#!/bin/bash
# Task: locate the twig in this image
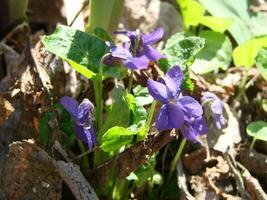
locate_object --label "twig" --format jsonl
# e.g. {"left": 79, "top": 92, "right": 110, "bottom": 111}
{"left": 176, "top": 159, "right": 195, "bottom": 200}
{"left": 237, "top": 162, "right": 267, "bottom": 200}
{"left": 55, "top": 161, "right": 99, "bottom": 200}
{"left": 91, "top": 130, "right": 177, "bottom": 186}
{"left": 72, "top": 146, "right": 98, "bottom": 161}
{"left": 225, "top": 153, "right": 251, "bottom": 199}
{"left": 69, "top": 1, "right": 88, "bottom": 27}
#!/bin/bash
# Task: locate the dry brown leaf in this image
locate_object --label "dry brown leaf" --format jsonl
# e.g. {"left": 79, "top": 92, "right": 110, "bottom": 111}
{"left": 0, "top": 139, "right": 62, "bottom": 200}
{"left": 0, "top": 95, "right": 14, "bottom": 124}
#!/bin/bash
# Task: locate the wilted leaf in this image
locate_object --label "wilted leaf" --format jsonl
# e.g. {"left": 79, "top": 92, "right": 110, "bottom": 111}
{"left": 206, "top": 103, "right": 241, "bottom": 153}
{"left": 191, "top": 31, "right": 232, "bottom": 74}
{"left": 255, "top": 47, "right": 267, "bottom": 81}
{"left": 1, "top": 140, "right": 62, "bottom": 199}
{"left": 100, "top": 126, "right": 134, "bottom": 152}
{"left": 0, "top": 96, "right": 14, "bottom": 124}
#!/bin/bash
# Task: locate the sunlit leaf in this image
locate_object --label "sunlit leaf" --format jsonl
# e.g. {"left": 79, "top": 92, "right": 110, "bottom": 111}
{"left": 133, "top": 85, "right": 154, "bottom": 106}
{"left": 247, "top": 121, "right": 267, "bottom": 142}
{"left": 177, "top": 0, "right": 231, "bottom": 33}
{"left": 100, "top": 126, "right": 134, "bottom": 152}
{"left": 255, "top": 47, "right": 267, "bottom": 81}
{"left": 177, "top": 0, "right": 205, "bottom": 27}
{"left": 191, "top": 31, "right": 232, "bottom": 74}
{"left": 199, "top": 0, "right": 267, "bottom": 44}
{"left": 42, "top": 25, "right": 108, "bottom": 79}
{"left": 125, "top": 93, "right": 147, "bottom": 124}
{"left": 199, "top": 16, "right": 232, "bottom": 33}
{"left": 101, "top": 86, "right": 130, "bottom": 133}
{"left": 162, "top": 32, "right": 205, "bottom": 68}
{"left": 233, "top": 37, "right": 267, "bottom": 68}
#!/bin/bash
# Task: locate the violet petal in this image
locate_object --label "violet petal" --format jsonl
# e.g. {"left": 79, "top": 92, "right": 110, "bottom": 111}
{"left": 143, "top": 45, "right": 164, "bottom": 61}
{"left": 142, "top": 27, "right": 164, "bottom": 45}
{"left": 177, "top": 96, "right": 203, "bottom": 117}
{"left": 77, "top": 99, "right": 93, "bottom": 125}
{"left": 73, "top": 125, "right": 95, "bottom": 149}
{"left": 124, "top": 55, "right": 150, "bottom": 70}
{"left": 165, "top": 66, "right": 183, "bottom": 98}
{"left": 156, "top": 103, "right": 184, "bottom": 131}
{"left": 147, "top": 78, "right": 169, "bottom": 103}
{"left": 193, "top": 117, "right": 209, "bottom": 135}
{"left": 211, "top": 99, "right": 224, "bottom": 115}
{"left": 60, "top": 96, "right": 79, "bottom": 120}
{"left": 110, "top": 46, "right": 132, "bottom": 60}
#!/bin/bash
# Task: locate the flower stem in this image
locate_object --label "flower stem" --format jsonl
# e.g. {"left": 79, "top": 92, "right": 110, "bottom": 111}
{"left": 77, "top": 140, "right": 90, "bottom": 170}
{"left": 127, "top": 70, "right": 134, "bottom": 92}
{"left": 98, "top": 65, "right": 103, "bottom": 132}
{"left": 146, "top": 100, "right": 157, "bottom": 127}
{"left": 167, "top": 137, "right": 187, "bottom": 183}
{"left": 237, "top": 70, "right": 249, "bottom": 104}
{"left": 93, "top": 65, "right": 103, "bottom": 134}
{"left": 87, "top": 0, "right": 124, "bottom": 34}
{"left": 249, "top": 137, "right": 256, "bottom": 150}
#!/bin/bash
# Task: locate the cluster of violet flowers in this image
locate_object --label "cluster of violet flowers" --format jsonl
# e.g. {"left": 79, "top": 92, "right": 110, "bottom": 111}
{"left": 59, "top": 28, "right": 226, "bottom": 149}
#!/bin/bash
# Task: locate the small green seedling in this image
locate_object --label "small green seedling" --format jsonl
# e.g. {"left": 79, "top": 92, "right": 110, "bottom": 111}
{"left": 247, "top": 121, "right": 267, "bottom": 150}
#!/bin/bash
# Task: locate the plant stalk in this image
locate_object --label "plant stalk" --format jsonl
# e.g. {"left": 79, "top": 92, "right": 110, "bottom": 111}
{"left": 87, "top": 0, "right": 124, "bottom": 34}
{"left": 146, "top": 101, "right": 157, "bottom": 127}
{"left": 249, "top": 137, "right": 256, "bottom": 150}
{"left": 167, "top": 137, "right": 187, "bottom": 183}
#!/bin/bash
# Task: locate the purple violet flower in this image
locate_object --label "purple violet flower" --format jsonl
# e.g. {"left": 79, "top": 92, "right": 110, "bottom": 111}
{"left": 147, "top": 66, "right": 203, "bottom": 134}
{"left": 105, "top": 28, "right": 164, "bottom": 70}
{"left": 181, "top": 116, "right": 208, "bottom": 142}
{"left": 201, "top": 92, "right": 226, "bottom": 130}
{"left": 60, "top": 96, "right": 96, "bottom": 149}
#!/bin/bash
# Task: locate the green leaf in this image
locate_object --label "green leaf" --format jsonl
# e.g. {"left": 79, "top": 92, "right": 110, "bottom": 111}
{"left": 191, "top": 31, "right": 232, "bottom": 74}
{"left": 126, "top": 172, "right": 139, "bottom": 181}
{"left": 128, "top": 120, "right": 148, "bottom": 141}
{"left": 158, "top": 58, "right": 170, "bottom": 73}
{"left": 103, "top": 65, "right": 127, "bottom": 80}
{"left": 100, "top": 126, "right": 135, "bottom": 152}
{"left": 101, "top": 86, "right": 130, "bottom": 133}
{"left": 162, "top": 32, "right": 205, "bottom": 68}
{"left": 93, "top": 27, "right": 113, "bottom": 42}
{"left": 182, "top": 72, "right": 194, "bottom": 90}
{"left": 177, "top": 0, "right": 231, "bottom": 33}
{"left": 132, "top": 154, "right": 158, "bottom": 187}
{"left": 247, "top": 121, "right": 267, "bottom": 142}
{"left": 39, "top": 112, "right": 53, "bottom": 147}
{"left": 55, "top": 104, "right": 76, "bottom": 147}
{"left": 125, "top": 93, "right": 147, "bottom": 124}
{"left": 42, "top": 25, "right": 108, "bottom": 79}
{"left": 199, "top": 0, "right": 267, "bottom": 44}
{"left": 177, "top": 0, "right": 205, "bottom": 27}
{"left": 133, "top": 85, "right": 154, "bottom": 106}
{"left": 198, "top": 16, "right": 232, "bottom": 33}
{"left": 255, "top": 47, "right": 267, "bottom": 81}
{"left": 233, "top": 37, "right": 267, "bottom": 68}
